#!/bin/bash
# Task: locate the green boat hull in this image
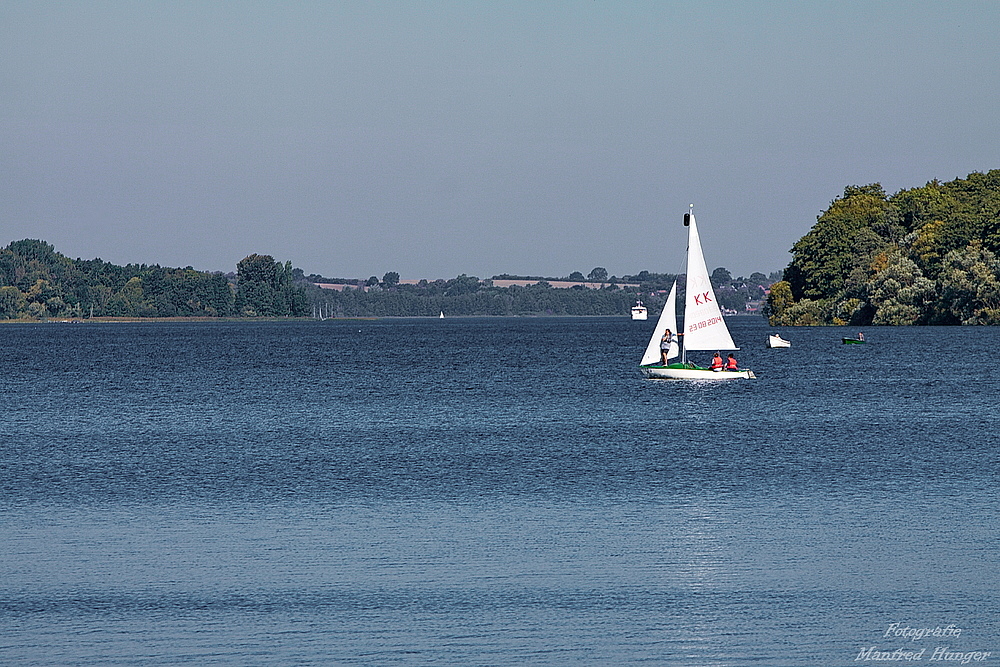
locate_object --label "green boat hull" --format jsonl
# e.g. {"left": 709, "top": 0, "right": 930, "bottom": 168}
{"left": 640, "top": 362, "right": 754, "bottom": 380}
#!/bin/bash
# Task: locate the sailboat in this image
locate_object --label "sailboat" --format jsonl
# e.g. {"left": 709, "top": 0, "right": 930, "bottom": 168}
{"left": 640, "top": 207, "right": 754, "bottom": 380}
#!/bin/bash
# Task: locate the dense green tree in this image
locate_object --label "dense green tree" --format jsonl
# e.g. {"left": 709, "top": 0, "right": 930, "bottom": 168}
{"left": 764, "top": 281, "right": 794, "bottom": 325}
{"left": 587, "top": 267, "right": 608, "bottom": 282}
{"left": 785, "top": 184, "right": 898, "bottom": 301}
{"left": 937, "top": 243, "right": 1000, "bottom": 324}
{"left": 865, "top": 251, "right": 936, "bottom": 325}
{"left": 777, "top": 299, "right": 825, "bottom": 325}
{"left": 777, "top": 170, "right": 1000, "bottom": 325}
{"left": 25, "top": 278, "right": 59, "bottom": 306}
{"left": 235, "top": 254, "right": 307, "bottom": 317}
{"left": 710, "top": 267, "right": 733, "bottom": 288}
{"left": 445, "top": 274, "right": 480, "bottom": 297}
{"left": 237, "top": 254, "right": 279, "bottom": 286}
{"left": 0, "top": 286, "right": 26, "bottom": 318}
{"left": 241, "top": 281, "right": 276, "bottom": 316}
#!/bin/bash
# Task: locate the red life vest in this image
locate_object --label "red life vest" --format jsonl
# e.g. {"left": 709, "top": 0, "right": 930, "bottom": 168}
{"left": 726, "top": 357, "right": 738, "bottom": 370}
{"left": 710, "top": 355, "right": 723, "bottom": 369}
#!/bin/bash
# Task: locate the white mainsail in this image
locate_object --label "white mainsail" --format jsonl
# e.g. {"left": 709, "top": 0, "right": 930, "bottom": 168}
{"left": 640, "top": 281, "right": 679, "bottom": 366}
{"left": 681, "top": 213, "right": 738, "bottom": 352}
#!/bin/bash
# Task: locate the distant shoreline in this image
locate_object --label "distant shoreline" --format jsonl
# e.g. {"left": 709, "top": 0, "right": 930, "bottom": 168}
{"left": 1, "top": 313, "right": 764, "bottom": 324}
{"left": 0, "top": 316, "right": 373, "bottom": 324}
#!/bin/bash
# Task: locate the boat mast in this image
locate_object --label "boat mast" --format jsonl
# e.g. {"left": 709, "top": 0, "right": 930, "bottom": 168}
{"left": 680, "top": 204, "right": 693, "bottom": 365}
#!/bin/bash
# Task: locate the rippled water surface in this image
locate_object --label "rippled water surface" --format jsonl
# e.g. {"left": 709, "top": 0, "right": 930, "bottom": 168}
{"left": 1, "top": 318, "right": 997, "bottom": 665}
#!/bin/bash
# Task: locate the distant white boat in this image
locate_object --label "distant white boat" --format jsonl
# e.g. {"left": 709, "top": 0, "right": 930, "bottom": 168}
{"left": 639, "top": 207, "right": 754, "bottom": 380}
{"left": 439, "top": 311, "right": 444, "bottom": 319}
{"left": 767, "top": 334, "right": 791, "bottom": 348}
{"left": 630, "top": 299, "right": 648, "bottom": 320}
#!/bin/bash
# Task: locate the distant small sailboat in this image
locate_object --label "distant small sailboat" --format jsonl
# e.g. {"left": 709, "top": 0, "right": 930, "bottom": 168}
{"left": 439, "top": 311, "right": 445, "bottom": 319}
{"left": 630, "top": 299, "right": 648, "bottom": 320}
{"left": 767, "top": 334, "right": 791, "bottom": 348}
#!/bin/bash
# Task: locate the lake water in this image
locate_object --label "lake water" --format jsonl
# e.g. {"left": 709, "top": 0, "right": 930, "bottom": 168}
{"left": 1, "top": 317, "right": 997, "bottom": 665}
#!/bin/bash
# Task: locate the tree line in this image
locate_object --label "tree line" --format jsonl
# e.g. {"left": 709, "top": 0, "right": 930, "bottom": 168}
{"left": 0, "top": 238, "right": 777, "bottom": 321}
{"left": 766, "top": 169, "right": 1000, "bottom": 325}
{"left": 0, "top": 240, "right": 309, "bottom": 319}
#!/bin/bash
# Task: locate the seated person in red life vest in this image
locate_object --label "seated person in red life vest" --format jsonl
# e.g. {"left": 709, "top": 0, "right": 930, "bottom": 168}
{"left": 710, "top": 353, "right": 724, "bottom": 371}
{"left": 726, "top": 353, "right": 739, "bottom": 371}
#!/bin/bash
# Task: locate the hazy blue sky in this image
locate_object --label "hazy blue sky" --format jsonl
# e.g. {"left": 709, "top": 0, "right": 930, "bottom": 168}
{"left": 3, "top": 1, "right": 999, "bottom": 280}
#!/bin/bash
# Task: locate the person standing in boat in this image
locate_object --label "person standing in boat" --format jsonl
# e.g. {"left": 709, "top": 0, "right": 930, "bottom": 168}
{"left": 659, "top": 329, "right": 676, "bottom": 365}
{"left": 726, "top": 353, "right": 739, "bottom": 371}
{"left": 710, "top": 352, "right": 724, "bottom": 371}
